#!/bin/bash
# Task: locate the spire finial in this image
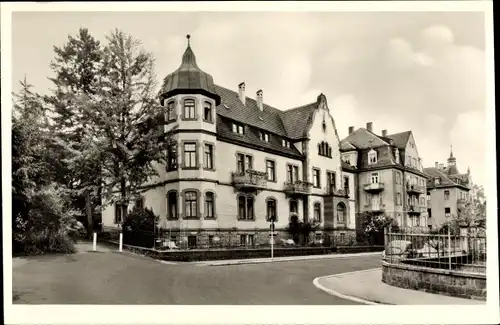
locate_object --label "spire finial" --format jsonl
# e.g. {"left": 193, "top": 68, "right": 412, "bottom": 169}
{"left": 186, "top": 34, "right": 191, "bottom": 46}
{"left": 450, "top": 144, "right": 454, "bottom": 158}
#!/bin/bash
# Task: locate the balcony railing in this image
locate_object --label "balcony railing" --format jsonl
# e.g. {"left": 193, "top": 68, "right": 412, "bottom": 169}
{"left": 328, "top": 185, "right": 349, "bottom": 197}
{"left": 363, "top": 182, "right": 385, "bottom": 192}
{"left": 284, "top": 180, "right": 312, "bottom": 196}
{"left": 231, "top": 170, "right": 267, "bottom": 190}
{"left": 406, "top": 183, "right": 425, "bottom": 194}
{"left": 408, "top": 205, "right": 421, "bottom": 215}
{"left": 366, "top": 203, "right": 385, "bottom": 213}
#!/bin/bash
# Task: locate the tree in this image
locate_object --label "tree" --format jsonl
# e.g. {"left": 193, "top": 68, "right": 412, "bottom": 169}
{"left": 12, "top": 78, "right": 78, "bottom": 254}
{"left": 362, "top": 212, "right": 399, "bottom": 245}
{"left": 286, "top": 214, "right": 319, "bottom": 245}
{"left": 45, "top": 28, "right": 104, "bottom": 236}
{"left": 74, "top": 29, "right": 169, "bottom": 220}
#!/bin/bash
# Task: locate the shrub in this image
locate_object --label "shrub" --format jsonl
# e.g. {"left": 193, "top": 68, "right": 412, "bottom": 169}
{"left": 122, "top": 206, "right": 159, "bottom": 248}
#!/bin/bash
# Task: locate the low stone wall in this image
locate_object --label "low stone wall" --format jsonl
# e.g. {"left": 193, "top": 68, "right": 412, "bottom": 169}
{"left": 382, "top": 261, "right": 486, "bottom": 301}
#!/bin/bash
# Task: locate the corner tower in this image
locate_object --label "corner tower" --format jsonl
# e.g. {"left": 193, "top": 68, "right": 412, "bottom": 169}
{"left": 159, "top": 35, "right": 220, "bottom": 243}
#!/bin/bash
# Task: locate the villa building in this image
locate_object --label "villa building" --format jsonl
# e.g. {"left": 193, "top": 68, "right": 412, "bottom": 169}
{"left": 424, "top": 149, "right": 472, "bottom": 228}
{"left": 339, "top": 125, "right": 429, "bottom": 235}
{"left": 102, "top": 36, "right": 357, "bottom": 247}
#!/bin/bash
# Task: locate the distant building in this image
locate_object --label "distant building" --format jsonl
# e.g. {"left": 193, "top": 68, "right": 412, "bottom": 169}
{"left": 340, "top": 124, "right": 428, "bottom": 235}
{"left": 424, "top": 148, "right": 472, "bottom": 228}
{"left": 101, "top": 35, "right": 356, "bottom": 247}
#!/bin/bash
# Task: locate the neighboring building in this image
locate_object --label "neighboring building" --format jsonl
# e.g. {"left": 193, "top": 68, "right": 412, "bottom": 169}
{"left": 340, "top": 124, "right": 428, "bottom": 235}
{"left": 424, "top": 148, "right": 472, "bottom": 228}
{"left": 101, "top": 35, "right": 356, "bottom": 246}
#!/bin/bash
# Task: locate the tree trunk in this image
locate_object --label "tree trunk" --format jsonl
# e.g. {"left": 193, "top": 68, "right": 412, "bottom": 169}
{"left": 85, "top": 190, "right": 93, "bottom": 239}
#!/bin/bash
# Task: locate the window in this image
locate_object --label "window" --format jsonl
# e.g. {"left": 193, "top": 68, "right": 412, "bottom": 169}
{"left": 208, "top": 235, "right": 214, "bottom": 246}
{"left": 313, "top": 168, "right": 321, "bottom": 188}
{"left": 232, "top": 122, "right": 244, "bottom": 134}
{"left": 240, "top": 235, "right": 247, "bottom": 246}
{"left": 366, "top": 192, "right": 371, "bottom": 203}
{"left": 248, "top": 234, "right": 255, "bottom": 246}
{"left": 318, "top": 141, "right": 332, "bottom": 158}
{"left": 344, "top": 176, "right": 350, "bottom": 194}
{"left": 427, "top": 208, "right": 432, "bottom": 218}
{"left": 396, "top": 172, "right": 402, "bottom": 185}
{"left": 413, "top": 158, "right": 417, "bottom": 167}
{"left": 184, "top": 191, "right": 198, "bottom": 218}
{"left": 183, "top": 142, "right": 197, "bottom": 168}
{"left": 259, "top": 131, "right": 270, "bottom": 142}
{"left": 293, "top": 166, "right": 299, "bottom": 182}
{"left": 444, "top": 190, "right": 450, "bottom": 200}
{"left": 327, "top": 172, "right": 336, "bottom": 193}
{"left": 445, "top": 207, "right": 451, "bottom": 218}
{"left": 203, "top": 101, "right": 212, "bottom": 122}
{"left": 114, "top": 203, "right": 127, "bottom": 224}
{"left": 416, "top": 216, "right": 420, "bottom": 226}
{"left": 238, "top": 195, "right": 254, "bottom": 220}
{"left": 420, "top": 197, "right": 425, "bottom": 207}
{"left": 396, "top": 193, "right": 402, "bottom": 205}
{"left": 368, "top": 149, "right": 377, "bottom": 164}
{"left": 135, "top": 196, "right": 144, "bottom": 209}
{"left": 237, "top": 153, "right": 252, "bottom": 173}
{"left": 187, "top": 235, "right": 197, "bottom": 248}
{"left": 205, "top": 192, "right": 215, "bottom": 218}
{"left": 184, "top": 193, "right": 199, "bottom": 218}
{"left": 282, "top": 139, "right": 291, "bottom": 148}
{"left": 167, "top": 143, "right": 177, "bottom": 171}
{"left": 183, "top": 99, "right": 196, "bottom": 119}
{"left": 266, "top": 198, "right": 277, "bottom": 221}
{"left": 289, "top": 200, "right": 298, "bottom": 214}
{"left": 434, "top": 177, "right": 440, "bottom": 185}
{"left": 168, "top": 191, "right": 178, "bottom": 219}
{"left": 287, "top": 165, "right": 293, "bottom": 182}
{"left": 204, "top": 143, "right": 214, "bottom": 169}
{"left": 167, "top": 101, "right": 175, "bottom": 121}
{"left": 337, "top": 203, "right": 346, "bottom": 222}
{"left": 266, "top": 160, "right": 276, "bottom": 181}
{"left": 371, "top": 172, "right": 379, "bottom": 184}
{"left": 314, "top": 202, "right": 321, "bottom": 222}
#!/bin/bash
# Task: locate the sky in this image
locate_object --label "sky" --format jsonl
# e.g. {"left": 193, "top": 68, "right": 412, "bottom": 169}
{"left": 11, "top": 10, "right": 488, "bottom": 187}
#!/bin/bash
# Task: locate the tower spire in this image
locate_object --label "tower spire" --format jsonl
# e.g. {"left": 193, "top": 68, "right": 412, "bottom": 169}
{"left": 449, "top": 145, "right": 454, "bottom": 159}
{"left": 186, "top": 34, "right": 191, "bottom": 47}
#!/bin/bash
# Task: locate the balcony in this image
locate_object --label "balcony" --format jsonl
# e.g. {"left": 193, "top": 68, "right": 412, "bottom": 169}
{"left": 408, "top": 205, "right": 421, "bottom": 215}
{"left": 284, "top": 180, "right": 312, "bottom": 196}
{"left": 365, "top": 203, "right": 385, "bottom": 213}
{"left": 328, "top": 185, "right": 349, "bottom": 197}
{"left": 406, "top": 183, "right": 425, "bottom": 195}
{"left": 231, "top": 170, "right": 267, "bottom": 190}
{"left": 363, "top": 182, "right": 385, "bottom": 192}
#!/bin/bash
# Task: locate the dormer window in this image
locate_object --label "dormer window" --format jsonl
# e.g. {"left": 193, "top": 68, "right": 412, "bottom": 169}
{"left": 282, "top": 139, "right": 291, "bottom": 148}
{"left": 259, "top": 131, "right": 270, "bottom": 142}
{"left": 434, "top": 177, "right": 440, "bottom": 185}
{"left": 394, "top": 148, "right": 400, "bottom": 164}
{"left": 368, "top": 149, "right": 377, "bottom": 164}
{"left": 232, "top": 122, "right": 244, "bottom": 135}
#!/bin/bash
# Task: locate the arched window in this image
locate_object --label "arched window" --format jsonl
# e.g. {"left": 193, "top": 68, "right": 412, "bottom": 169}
{"left": 184, "top": 191, "right": 198, "bottom": 218}
{"left": 205, "top": 192, "right": 215, "bottom": 218}
{"left": 167, "top": 191, "right": 178, "bottom": 219}
{"left": 266, "top": 198, "right": 277, "bottom": 221}
{"left": 183, "top": 98, "right": 196, "bottom": 120}
{"left": 203, "top": 101, "right": 212, "bottom": 122}
{"left": 313, "top": 202, "right": 321, "bottom": 223}
{"left": 337, "top": 202, "right": 346, "bottom": 222}
{"left": 289, "top": 199, "right": 298, "bottom": 214}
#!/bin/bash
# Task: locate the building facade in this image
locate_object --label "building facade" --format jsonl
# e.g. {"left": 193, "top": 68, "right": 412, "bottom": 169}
{"left": 424, "top": 149, "right": 472, "bottom": 228}
{"left": 101, "top": 36, "right": 356, "bottom": 247}
{"left": 340, "top": 123, "right": 429, "bottom": 235}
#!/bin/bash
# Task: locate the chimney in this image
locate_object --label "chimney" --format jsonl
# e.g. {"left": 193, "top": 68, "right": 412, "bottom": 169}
{"left": 382, "top": 129, "right": 387, "bottom": 137}
{"left": 439, "top": 163, "right": 444, "bottom": 170}
{"left": 238, "top": 82, "right": 245, "bottom": 103}
{"left": 366, "top": 122, "right": 373, "bottom": 132}
{"left": 348, "top": 126, "right": 354, "bottom": 135}
{"left": 256, "top": 89, "right": 263, "bottom": 111}
{"left": 435, "top": 162, "right": 439, "bottom": 169}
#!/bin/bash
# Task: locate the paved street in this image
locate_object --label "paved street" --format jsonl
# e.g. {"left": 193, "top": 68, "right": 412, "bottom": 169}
{"left": 13, "top": 244, "right": 382, "bottom": 305}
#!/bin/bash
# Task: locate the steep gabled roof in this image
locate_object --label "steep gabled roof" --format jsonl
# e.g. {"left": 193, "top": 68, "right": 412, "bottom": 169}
{"left": 341, "top": 128, "right": 390, "bottom": 149}
{"left": 385, "top": 131, "right": 411, "bottom": 149}
{"left": 340, "top": 140, "right": 357, "bottom": 151}
{"left": 215, "top": 85, "right": 288, "bottom": 137}
{"left": 424, "top": 167, "right": 461, "bottom": 188}
{"left": 280, "top": 102, "right": 317, "bottom": 139}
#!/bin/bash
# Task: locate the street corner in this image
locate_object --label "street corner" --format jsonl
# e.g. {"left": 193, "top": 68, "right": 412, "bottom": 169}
{"left": 313, "top": 268, "right": 383, "bottom": 305}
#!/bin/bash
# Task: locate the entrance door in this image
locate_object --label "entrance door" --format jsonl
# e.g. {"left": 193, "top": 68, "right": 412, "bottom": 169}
{"left": 371, "top": 194, "right": 380, "bottom": 210}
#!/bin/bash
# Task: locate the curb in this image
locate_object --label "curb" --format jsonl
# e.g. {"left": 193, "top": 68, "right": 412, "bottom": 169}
{"left": 313, "top": 268, "right": 384, "bottom": 305}
{"left": 196, "top": 252, "right": 382, "bottom": 266}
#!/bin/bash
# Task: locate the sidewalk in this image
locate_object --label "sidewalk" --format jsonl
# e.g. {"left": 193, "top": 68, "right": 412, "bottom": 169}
{"left": 193, "top": 251, "right": 381, "bottom": 266}
{"left": 314, "top": 268, "right": 485, "bottom": 305}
